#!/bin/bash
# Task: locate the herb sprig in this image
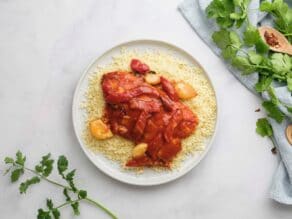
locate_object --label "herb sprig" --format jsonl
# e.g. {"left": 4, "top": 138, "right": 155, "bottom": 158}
{"left": 206, "top": 0, "right": 251, "bottom": 28}
{"left": 260, "top": 0, "right": 292, "bottom": 41}
{"left": 3, "top": 151, "right": 118, "bottom": 219}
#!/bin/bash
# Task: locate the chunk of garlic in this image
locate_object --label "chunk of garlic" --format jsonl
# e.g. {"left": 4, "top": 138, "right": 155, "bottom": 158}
{"left": 145, "top": 74, "right": 161, "bottom": 85}
{"left": 132, "top": 143, "right": 148, "bottom": 158}
{"left": 90, "top": 119, "right": 113, "bottom": 140}
{"left": 175, "top": 81, "right": 197, "bottom": 100}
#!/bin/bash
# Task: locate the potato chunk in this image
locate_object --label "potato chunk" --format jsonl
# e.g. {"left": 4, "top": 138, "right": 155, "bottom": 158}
{"left": 90, "top": 119, "right": 113, "bottom": 140}
{"left": 174, "top": 81, "right": 197, "bottom": 100}
{"left": 132, "top": 143, "right": 148, "bottom": 159}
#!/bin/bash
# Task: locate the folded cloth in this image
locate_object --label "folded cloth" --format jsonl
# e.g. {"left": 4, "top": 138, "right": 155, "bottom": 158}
{"left": 178, "top": 0, "right": 292, "bottom": 204}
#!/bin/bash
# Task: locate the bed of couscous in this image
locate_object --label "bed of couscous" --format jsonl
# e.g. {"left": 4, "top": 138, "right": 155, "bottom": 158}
{"left": 81, "top": 48, "right": 217, "bottom": 170}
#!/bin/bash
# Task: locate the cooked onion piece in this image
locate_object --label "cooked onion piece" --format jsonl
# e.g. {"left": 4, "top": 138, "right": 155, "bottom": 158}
{"left": 132, "top": 143, "right": 148, "bottom": 159}
{"left": 90, "top": 119, "right": 113, "bottom": 140}
{"left": 175, "top": 81, "right": 197, "bottom": 99}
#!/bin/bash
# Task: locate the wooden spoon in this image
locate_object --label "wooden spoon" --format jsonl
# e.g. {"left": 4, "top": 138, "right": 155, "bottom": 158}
{"left": 258, "top": 26, "right": 292, "bottom": 55}
{"left": 286, "top": 124, "right": 292, "bottom": 145}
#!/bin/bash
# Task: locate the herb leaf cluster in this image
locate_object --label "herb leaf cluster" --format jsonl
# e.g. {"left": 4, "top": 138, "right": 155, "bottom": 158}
{"left": 206, "top": 0, "right": 251, "bottom": 28}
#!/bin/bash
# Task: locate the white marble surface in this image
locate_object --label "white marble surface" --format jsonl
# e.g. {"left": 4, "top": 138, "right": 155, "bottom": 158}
{"left": 1, "top": 0, "right": 292, "bottom": 218}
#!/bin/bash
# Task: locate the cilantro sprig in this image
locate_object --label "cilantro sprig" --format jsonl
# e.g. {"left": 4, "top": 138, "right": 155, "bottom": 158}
{"left": 206, "top": 0, "right": 251, "bottom": 28}
{"left": 260, "top": 0, "right": 292, "bottom": 42}
{"left": 3, "top": 151, "right": 117, "bottom": 219}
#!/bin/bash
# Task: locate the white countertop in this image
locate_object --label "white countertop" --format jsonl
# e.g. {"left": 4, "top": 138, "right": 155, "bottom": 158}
{"left": 1, "top": 0, "right": 292, "bottom": 218}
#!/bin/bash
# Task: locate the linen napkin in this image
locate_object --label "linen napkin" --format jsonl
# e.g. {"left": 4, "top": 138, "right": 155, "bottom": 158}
{"left": 178, "top": 0, "right": 292, "bottom": 204}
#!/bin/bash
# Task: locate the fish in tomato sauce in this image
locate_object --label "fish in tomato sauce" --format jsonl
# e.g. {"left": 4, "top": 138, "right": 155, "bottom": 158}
{"left": 101, "top": 70, "right": 199, "bottom": 167}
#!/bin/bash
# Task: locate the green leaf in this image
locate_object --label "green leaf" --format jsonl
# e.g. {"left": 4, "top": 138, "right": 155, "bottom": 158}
{"left": 66, "top": 170, "right": 77, "bottom": 192}
{"left": 243, "top": 23, "right": 269, "bottom": 53}
{"left": 206, "top": 0, "right": 250, "bottom": 28}
{"left": 206, "top": 0, "right": 235, "bottom": 28}
{"left": 222, "top": 46, "right": 238, "bottom": 60}
{"left": 232, "top": 56, "right": 255, "bottom": 74}
{"left": 16, "top": 151, "right": 26, "bottom": 166}
{"left": 267, "top": 86, "right": 279, "bottom": 105}
{"left": 286, "top": 105, "right": 292, "bottom": 114}
{"left": 230, "top": 12, "right": 242, "bottom": 20}
{"left": 271, "top": 53, "right": 292, "bottom": 75}
{"left": 37, "top": 209, "right": 51, "bottom": 219}
{"left": 63, "top": 188, "right": 80, "bottom": 215}
{"left": 256, "top": 118, "right": 273, "bottom": 137}
{"left": 248, "top": 51, "right": 263, "bottom": 65}
{"left": 4, "top": 157, "right": 14, "bottom": 164}
{"left": 214, "top": 30, "right": 242, "bottom": 60}
{"left": 19, "top": 176, "right": 40, "bottom": 193}
{"left": 35, "top": 153, "right": 54, "bottom": 177}
{"left": 255, "top": 38, "right": 269, "bottom": 54}
{"left": 63, "top": 188, "right": 81, "bottom": 215}
{"left": 212, "top": 29, "right": 231, "bottom": 49}
{"left": 41, "top": 199, "right": 60, "bottom": 219}
{"left": 260, "top": 1, "right": 273, "bottom": 12}
{"left": 78, "top": 190, "right": 87, "bottom": 199}
{"left": 46, "top": 199, "right": 54, "bottom": 210}
{"left": 52, "top": 209, "right": 60, "bottom": 219}
{"left": 262, "top": 101, "right": 284, "bottom": 123}
{"left": 229, "top": 31, "right": 242, "bottom": 47}
{"left": 255, "top": 76, "right": 273, "bottom": 92}
{"left": 63, "top": 188, "right": 71, "bottom": 202}
{"left": 66, "top": 169, "right": 75, "bottom": 181}
{"left": 11, "top": 168, "right": 24, "bottom": 182}
{"left": 35, "top": 165, "right": 43, "bottom": 173}
{"left": 57, "top": 155, "right": 68, "bottom": 175}
{"left": 287, "top": 72, "right": 292, "bottom": 91}
{"left": 71, "top": 202, "right": 80, "bottom": 216}
{"left": 243, "top": 24, "right": 260, "bottom": 46}
{"left": 232, "top": 56, "right": 250, "bottom": 68}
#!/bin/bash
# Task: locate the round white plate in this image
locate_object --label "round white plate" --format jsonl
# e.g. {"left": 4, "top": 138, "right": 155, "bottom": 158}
{"left": 72, "top": 40, "right": 218, "bottom": 186}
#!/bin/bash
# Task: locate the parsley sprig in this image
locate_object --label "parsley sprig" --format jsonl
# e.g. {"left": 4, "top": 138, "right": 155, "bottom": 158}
{"left": 3, "top": 151, "right": 118, "bottom": 219}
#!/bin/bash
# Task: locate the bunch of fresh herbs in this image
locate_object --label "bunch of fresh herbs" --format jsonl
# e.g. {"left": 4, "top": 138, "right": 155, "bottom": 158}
{"left": 206, "top": 0, "right": 292, "bottom": 142}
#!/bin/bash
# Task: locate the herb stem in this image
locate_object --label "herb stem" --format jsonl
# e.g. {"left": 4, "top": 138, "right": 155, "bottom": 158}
{"left": 272, "top": 74, "right": 286, "bottom": 80}
{"left": 284, "top": 33, "right": 292, "bottom": 36}
{"left": 55, "top": 198, "right": 82, "bottom": 209}
{"left": 17, "top": 164, "right": 117, "bottom": 218}
{"left": 23, "top": 166, "right": 70, "bottom": 189}
{"left": 85, "top": 197, "right": 118, "bottom": 219}
{"left": 236, "top": 62, "right": 271, "bottom": 70}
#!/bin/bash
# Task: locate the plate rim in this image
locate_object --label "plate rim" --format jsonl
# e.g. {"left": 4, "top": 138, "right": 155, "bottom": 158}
{"left": 72, "top": 39, "right": 219, "bottom": 186}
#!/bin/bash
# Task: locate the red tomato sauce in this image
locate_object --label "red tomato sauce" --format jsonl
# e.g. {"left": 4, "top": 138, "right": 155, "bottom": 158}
{"left": 101, "top": 70, "right": 198, "bottom": 167}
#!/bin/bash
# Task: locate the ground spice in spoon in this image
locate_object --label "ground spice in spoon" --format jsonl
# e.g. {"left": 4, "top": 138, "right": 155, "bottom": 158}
{"left": 264, "top": 31, "right": 281, "bottom": 48}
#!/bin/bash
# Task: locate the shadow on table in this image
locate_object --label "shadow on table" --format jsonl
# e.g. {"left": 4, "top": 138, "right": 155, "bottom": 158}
{"left": 269, "top": 199, "right": 292, "bottom": 212}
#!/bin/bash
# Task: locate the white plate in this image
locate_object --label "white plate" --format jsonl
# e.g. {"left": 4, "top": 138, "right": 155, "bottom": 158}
{"left": 72, "top": 40, "right": 218, "bottom": 186}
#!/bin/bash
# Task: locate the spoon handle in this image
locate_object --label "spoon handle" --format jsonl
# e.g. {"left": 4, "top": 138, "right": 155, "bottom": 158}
{"left": 286, "top": 46, "right": 292, "bottom": 56}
